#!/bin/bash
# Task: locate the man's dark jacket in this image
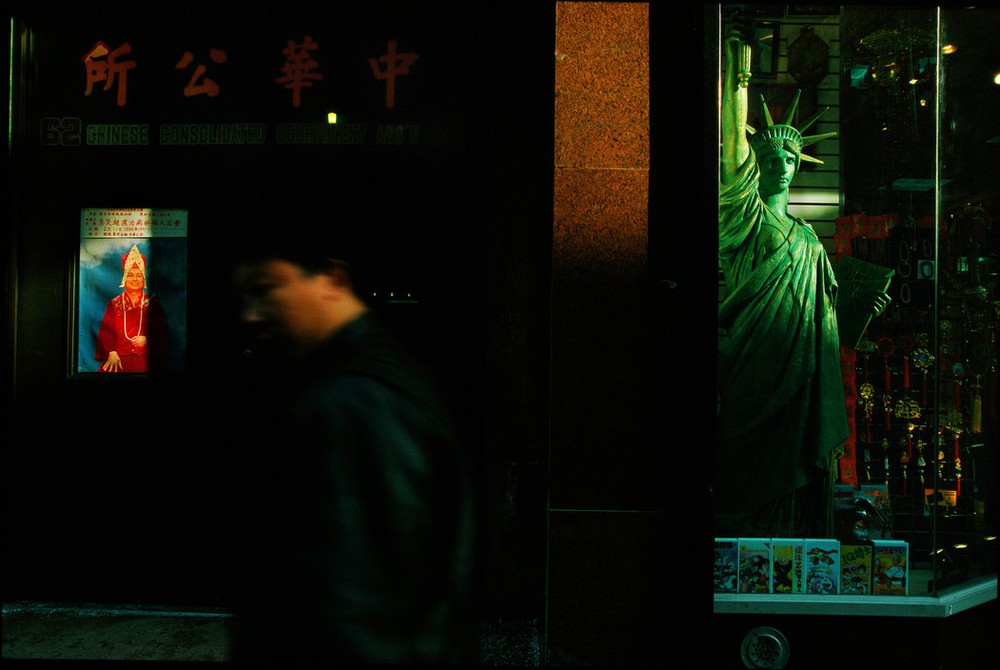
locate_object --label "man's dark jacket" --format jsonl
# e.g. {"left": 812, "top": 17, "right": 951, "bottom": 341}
{"left": 230, "top": 312, "right": 477, "bottom": 665}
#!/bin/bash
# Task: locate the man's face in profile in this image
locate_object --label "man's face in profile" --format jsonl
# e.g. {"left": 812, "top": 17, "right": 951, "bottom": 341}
{"left": 236, "top": 258, "right": 332, "bottom": 358}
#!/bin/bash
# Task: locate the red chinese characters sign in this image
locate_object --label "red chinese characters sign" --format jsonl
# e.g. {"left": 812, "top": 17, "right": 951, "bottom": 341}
{"left": 81, "top": 34, "right": 417, "bottom": 110}
{"left": 23, "top": 5, "right": 474, "bottom": 151}
{"left": 82, "top": 41, "right": 137, "bottom": 107}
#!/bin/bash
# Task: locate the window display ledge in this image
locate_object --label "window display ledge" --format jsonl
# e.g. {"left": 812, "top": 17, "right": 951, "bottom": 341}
{"left": 714, "top": 574, "right": 996, "bottom": 618}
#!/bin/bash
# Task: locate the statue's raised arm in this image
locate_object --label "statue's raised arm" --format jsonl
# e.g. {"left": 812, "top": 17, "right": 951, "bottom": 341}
{"left": 721, "top": 12, "right": 753, "bottom": 184}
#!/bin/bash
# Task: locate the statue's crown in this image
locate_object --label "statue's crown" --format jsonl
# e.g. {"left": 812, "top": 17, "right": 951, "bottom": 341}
{"left": 747, "top": 89, "right": 837, "bottom": 165}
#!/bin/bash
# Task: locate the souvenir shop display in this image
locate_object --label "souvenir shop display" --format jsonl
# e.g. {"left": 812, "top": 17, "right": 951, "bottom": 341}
{"left": 835, "top": 207, "right": 997, "bottom": 556}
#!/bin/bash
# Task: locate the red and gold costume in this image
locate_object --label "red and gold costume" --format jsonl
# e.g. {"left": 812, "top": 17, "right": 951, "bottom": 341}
{"left": 95, "top": 245, "right": 170, "bottom": 373}
{"left": 95, "top": 291, "right": 169, "bottom": 372}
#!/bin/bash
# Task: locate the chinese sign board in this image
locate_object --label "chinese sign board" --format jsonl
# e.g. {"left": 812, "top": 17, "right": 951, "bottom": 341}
{"left": 19, "top": 4, "right": 473, "bottom": 151}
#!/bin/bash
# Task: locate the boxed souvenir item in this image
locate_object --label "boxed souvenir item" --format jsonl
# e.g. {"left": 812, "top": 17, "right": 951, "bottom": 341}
{"left": 770, "top": 538, "right": 805, "bottom": 594}
{"left": 738, "top": 538, "right": 772, "bottom": 594}
{"left": 804, "top": 538, "right": 841, "bottom": 594}
{"left": 872, "top": 539, "right": 909, "bottom": 595}
{"left": 839, "top": 543, "right": 874, "bottom": 595}
{"left": 714, "top": 538, "right": 739, "bottom": 593}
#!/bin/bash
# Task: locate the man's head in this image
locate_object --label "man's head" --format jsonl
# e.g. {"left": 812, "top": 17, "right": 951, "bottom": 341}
{"left": 229, "top": 199, "right": 376, "bottom": 358}
{"left": 236, "top": 254, "right": 369, "bottom": 359}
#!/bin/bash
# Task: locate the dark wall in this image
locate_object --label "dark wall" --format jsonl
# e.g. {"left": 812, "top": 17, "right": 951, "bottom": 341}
{"left": 4, "top": 1, "right": 551, "bottom": 619}
{"left": 541, "top": 5, "right": 717, "bottom": 665}
{"left": 5, "top": 3, "right": 719, "bottom": 665}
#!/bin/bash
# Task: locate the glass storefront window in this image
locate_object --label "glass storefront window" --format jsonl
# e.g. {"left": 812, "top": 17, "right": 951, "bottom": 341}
{"left": 715, "top": 4, "right": 998, "bottom": 603}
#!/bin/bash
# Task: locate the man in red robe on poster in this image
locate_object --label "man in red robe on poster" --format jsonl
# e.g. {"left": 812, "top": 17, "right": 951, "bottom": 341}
{"left": 95, "top": 244, "right": 170, "bottom": 373}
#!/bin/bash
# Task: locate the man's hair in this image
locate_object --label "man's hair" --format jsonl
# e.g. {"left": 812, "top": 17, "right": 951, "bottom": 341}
{"left": 234, "top": 237, "right": 355, "bottom": 274}
{"left": 229, "top": 200, "right": 373, "bottom": 294}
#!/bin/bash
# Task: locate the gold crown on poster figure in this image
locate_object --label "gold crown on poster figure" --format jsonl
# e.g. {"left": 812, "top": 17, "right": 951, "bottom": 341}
{"left": 119, "top": 244, "right": 147, "bottom": 288}
{"left": 747, "top": 89, "right": 838, "bottom": 165}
